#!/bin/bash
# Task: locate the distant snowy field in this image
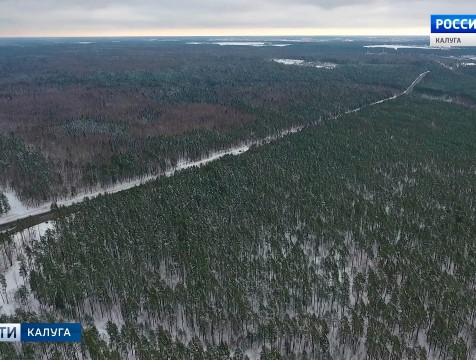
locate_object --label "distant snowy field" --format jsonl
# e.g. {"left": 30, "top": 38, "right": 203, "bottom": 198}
{"left": 457, "top": 56, "right": 476, "bottom": 66}
{"left": 433, "top": 55, "right": 476, "bottom": 70}
{"left": 188, "top": 41, "right": 291, "bottom": 47}
{"left": 363, "top": 44, "right": 448, "bottom": 50}
{"left": 273, "top": 58, "right": 337, "bottom": 69}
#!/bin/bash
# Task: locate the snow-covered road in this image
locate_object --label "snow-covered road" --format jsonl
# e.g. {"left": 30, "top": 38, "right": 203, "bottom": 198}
{"left": 0, "top": 145, "right": 249, "bottom": 226}
{"left": 403, "top": 71, "right": 430, "bottom": 94}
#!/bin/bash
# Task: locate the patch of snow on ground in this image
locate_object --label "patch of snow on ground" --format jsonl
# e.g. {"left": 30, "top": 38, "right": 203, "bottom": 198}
{"left": 441, "top": 55, "right": 476, "bottom": 67}
{"left": 92, "top": 303, "right": 125, "bottom": 342}
{"left": 273, "top": 58, "right": 337, "bottom": 69}
{"left": 0, "top": 222, "right": 53, "bottom": 315}
{"left": 273, "top": 58, "right": 305, "bottom": 65}
{"left": 188, "top": 41, "right": 291, "bottom": 47}
{"left": 0, "top": 261, "right": 25, "bottom": 315}
{"left": 274, "top": 38, "right": 316, "bottom": 42}
{"left": 2, "top": 190, "right": 30, "bottom": 217}
{"left": 364, "top": 44, "right": 447, "bottom": 50}
{"left": 245, "top": 343, "right": 263, "bottom": 360}
{"left": 216, "top": 42, "right": 256, "bottom": 46}
{"left": 443, "top": 55, "right": 476, "bottom": 61}
{"left": 315, "top": 63, "right": 337, "bottom": 69}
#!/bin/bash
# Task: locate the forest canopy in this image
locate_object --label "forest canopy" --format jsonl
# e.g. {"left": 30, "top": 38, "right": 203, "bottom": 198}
{"left": 1, "top": 96, "right": 475, "bottom": 359}
{"left": 1, "top": 39, "right": 473, "bottom": 204}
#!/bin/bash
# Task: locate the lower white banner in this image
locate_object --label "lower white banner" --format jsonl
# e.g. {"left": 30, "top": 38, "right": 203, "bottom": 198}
{"left": 430, "top": 34, "right": 476, "bottom": 47}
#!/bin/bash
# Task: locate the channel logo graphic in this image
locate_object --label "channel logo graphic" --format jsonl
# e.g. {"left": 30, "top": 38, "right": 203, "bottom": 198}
{"left": 0, "top": 323, "right": 82, "bottom": 342}
{"left": 431, "top": 15, "right": 476, "bottom": 47}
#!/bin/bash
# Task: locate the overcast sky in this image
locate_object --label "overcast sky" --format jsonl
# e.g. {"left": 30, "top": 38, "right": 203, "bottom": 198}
{"left": 0, "top": 0, "right": 473, "bottom": 37}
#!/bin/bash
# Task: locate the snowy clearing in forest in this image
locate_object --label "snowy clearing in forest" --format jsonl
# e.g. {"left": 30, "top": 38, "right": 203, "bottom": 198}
{"left": 214, "top": 42, "right": 290, "bottom": 47}
{"left": 438, "top": 55, "right": 476, "bottom": 68}
{"left": 363, "top": 44, "right": 448, "bottom": 50}
{"left": 188, "top": 41, "right": 291, "bottom": 47}
{"left": 273, "top": 58, "right": 337, "bottom": 69}
{"left": 450, "top": 55, "right": 476, "bottom": 61}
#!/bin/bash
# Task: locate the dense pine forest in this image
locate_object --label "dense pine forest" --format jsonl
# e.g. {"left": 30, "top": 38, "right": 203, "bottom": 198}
{"left": 1, "top": 38, "right": 475, "bottom": 204}
{"left": 0, "top": 134, "right": 54, "bottom": 204}
{"left": 1, "top": 95, "right": 475, "bottom": 359}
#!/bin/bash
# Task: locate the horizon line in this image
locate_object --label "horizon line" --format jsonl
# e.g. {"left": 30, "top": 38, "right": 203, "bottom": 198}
{"left": 0, "top": 34, "right": 430, "bottom": 39}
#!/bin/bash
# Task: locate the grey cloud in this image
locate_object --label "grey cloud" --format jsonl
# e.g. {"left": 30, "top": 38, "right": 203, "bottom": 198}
{"left": 0, "top": 0, "right": 474, "bottom": 36}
